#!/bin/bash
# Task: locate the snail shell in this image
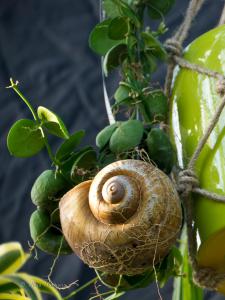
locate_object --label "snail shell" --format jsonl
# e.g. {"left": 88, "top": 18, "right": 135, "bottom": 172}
{"left": 59, "top": 159, "right": 182, "bottom": 275}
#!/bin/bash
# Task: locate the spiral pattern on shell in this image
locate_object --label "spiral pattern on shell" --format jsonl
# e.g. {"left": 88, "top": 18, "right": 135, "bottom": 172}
{"left": 59, "top": 159, "right": 182, "bottom": 275}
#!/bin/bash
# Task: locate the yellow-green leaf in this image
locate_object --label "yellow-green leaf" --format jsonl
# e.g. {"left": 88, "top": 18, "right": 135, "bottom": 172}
{"left": 31, "top": 275, "right": 63, "bottom": 300}
{"left": 0, "top": 293, "right": 30, "bottom": 300}
{"left": 0, "top": 242, "right": 29, "bottom": 275}
{"left": 0, "top": 273, "right": 42, "bottom": 300}
{"left": 37, "top": 106, "right": 69, "bottom": 139}
{"left": 0, "top": 280, "right": 18, "bottom": 293}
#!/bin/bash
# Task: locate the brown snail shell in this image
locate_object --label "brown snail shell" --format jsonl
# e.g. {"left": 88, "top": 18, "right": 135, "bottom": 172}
{"left": 59, "top": 159, "right": 182, "bottom": 275}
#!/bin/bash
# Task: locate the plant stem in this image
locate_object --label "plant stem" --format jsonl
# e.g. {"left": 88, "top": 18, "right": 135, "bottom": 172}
{"left": 40, "top": 127, "right": 59, "bottom": 166}
{"left": 8, "top": 78, "right": 38, "bottom": 121}
{"left": 7, "top": 78, "right": 59, "bottom": 166}
{"left": 64, "top": 276, "right": 98, "bottom": 300}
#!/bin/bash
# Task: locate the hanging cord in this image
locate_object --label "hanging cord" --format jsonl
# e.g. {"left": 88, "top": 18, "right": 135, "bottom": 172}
{"left": 174, "top": 0, "right": 206, "bottom": 43}
{"left": 99, "top": 0, "right": 116, "bottom": 125}
{"left": 164, "top": 0, "right": 206, "bottom": 97}
{"left": 163, "top": 0, "right": 225, "bottom": 290}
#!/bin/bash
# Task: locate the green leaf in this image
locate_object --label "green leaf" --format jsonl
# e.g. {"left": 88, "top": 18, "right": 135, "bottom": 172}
{"left": 56, "top": 130, "right": 85, "bottom": 161}
{"left": 7, "top": 119, "right": 44, "bottom": 158}
{"left": 172, "top": 226, "right": 203, "bottom": 300}
{"left": 70, "top": 149, "right": 97, "bottom": 182}
{"left": 146, "top": 128, "right": 175, "bottom": 173}
{"left": 119, "top": 1, "right": 140, "bottom": 27}
{"left": 96, "top": 270, "right": 154, "bottom": 291}
{"left": 103, "top": 44, "right": 127, "bottom": 76}
{"left": 110, "top": 120, "right": 144, "bottom": 153}
{"left": 108, "top": 17, "right": 129, "bottom": 40}
{"left": 0, "top": 243, "right": 29, "bottom": 275}
{"left": 157, "top": 246, "right": 183, "bottom": 288}
{"left": 89, "top": 19, "right": 124, "bottom": 56}
{"left": 171, "top": 246, "right": 183, "bottom": 266}
{"left": 142, "top": 31, "right": 167, "bottom": 60}
{"left": 59, "top": 146, "right": 93, "bottom": 175}
{"left": 37, "top": 106, "right": 69, "bottom": 139}
{"left": 140, "top": 51, "right": 157, "bottom": 76}
{"left": 147, "top": 0, "right": 175, "bottom": 19}
{"left": 0, "top": 273, "right": 42, "bottom": 300}
{"left": 98, "top": 152, "right": 117, "bottom": 168}
{"left": 142, "top": 90, "right": 168, "bottom": 122}
{"left": 31, "top": 275, "right": 63, "bottom": 300}
{"left": 114, "top": 84, "right": 131, "bottom": 104}
{"left": 103, "top": 0, "right": 121, "bottom": 18}
{"left": 96, "top": 123, "right": 119, "bottom": 149}
{"left": 120, "top": 270, "right": 155, "bottom": 291}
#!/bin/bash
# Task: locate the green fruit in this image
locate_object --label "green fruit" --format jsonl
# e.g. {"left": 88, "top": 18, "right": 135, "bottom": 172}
{"left": 141, "top": 90, "right": 168, "bottom": 123}
{"left": 96, "top": 123, "right": 119, "bottom": 149}
{"left": 146, "top": 128, "right": 175, "bottom": 173}
{"left": 31, "top": 170, "right": 68, "bottom": 208}
{"left": 170, "top": 25, "right": 225, "bottom": 293}
{"left": 30, "top": 210, "right": 72, "bottom": 255}
{"left": 109, "top": 120, "right": 144, "bottom": 153}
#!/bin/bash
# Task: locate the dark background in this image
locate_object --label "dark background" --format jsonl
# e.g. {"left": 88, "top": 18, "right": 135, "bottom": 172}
{"left": 0, "top": 1, "right": 225, "bottom": 299}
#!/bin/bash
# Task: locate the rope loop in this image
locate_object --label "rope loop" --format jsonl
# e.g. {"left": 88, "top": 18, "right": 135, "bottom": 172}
{"left": 216, "top": 77, "right": 225, "bottom": 97}
{"left": 193, "top": 266, "right": 225, "bottom": 290}
{"left": 177, "top": 169, "right": 199, "bottom": 198}
{"left": 164, "top": 38, "right": 183, "bottom": 58}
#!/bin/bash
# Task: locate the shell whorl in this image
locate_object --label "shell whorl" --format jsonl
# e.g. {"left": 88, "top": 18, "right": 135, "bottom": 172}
{"left": 89, "top": 162, "right": 142, "bottom": 224}
{"left": 60, "top": 159, "right": 182, "bottom": 275}
{"left": 102, "top": 177, "right": 125, "bottom": 204}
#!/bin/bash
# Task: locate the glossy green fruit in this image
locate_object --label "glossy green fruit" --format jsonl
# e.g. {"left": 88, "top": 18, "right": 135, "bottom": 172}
{"left": 31, "top": 170, "right": 68, "bottom": 209}
{"left": 170, "top": 25, "right": 225, "bottom": 293}
{"left": 30, "top": 209, "right": 72, "bottom": 255}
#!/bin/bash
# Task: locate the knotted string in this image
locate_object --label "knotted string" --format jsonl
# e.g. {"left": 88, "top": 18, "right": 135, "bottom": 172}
{"left": 164, "top": 0, "right": 206, "bottom": 97}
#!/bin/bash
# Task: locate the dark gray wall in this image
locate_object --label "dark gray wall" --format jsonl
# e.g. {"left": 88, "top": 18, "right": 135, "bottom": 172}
{"left": 0, "top": 1, "right": 225, "bottom": 299}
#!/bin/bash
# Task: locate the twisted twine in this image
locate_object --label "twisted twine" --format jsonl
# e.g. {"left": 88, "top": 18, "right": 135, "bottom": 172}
{"left": 164, "top": 0, "right": 206, "bottom": 97}
{"left": 164, "top": 0, "right": 225, "bottom": 291}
